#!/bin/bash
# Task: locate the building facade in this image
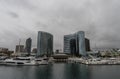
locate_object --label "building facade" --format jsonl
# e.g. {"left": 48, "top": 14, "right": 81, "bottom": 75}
{"left": 15, "top": 45, "right": 24, "bottom": 53}
{"left": 0, "top": 48, "right": 8, "bottom": 53}
{"left": 64, "top": 34, "right": 76, "bottom": 54}
{"left": 64, "top": 31, "right": 90, "bottom": 56}
{"left": 85, "top": 38, "right": 91, "bottom": 51}
{"left": 25, "top": 38, "right": 32, "bottom": 54}
{"left": 37, "top": 31, "right": 53, "bottom": 56}
{"left": 0, "top": 47, "right": 14, "bottom": 56}
{"left": 77, "top": 31, "right": 86, "bottom": 56}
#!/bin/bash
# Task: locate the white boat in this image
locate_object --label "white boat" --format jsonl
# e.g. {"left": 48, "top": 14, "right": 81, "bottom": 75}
{"left": 4, "top": 57, "right": 38, "bottom": 66}
{"left": 0, "top": 56, "right": 8, "bottom": 65}
{"left": 84, "top": 58, "right": 108, "bottom": 65}
{"left": 35, "top": 57, "right": 49, "bottom": 65}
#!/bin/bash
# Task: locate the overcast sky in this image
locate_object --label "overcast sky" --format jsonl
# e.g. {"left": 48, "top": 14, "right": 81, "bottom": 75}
{"left": 0, "top": 0, "right": 120, "bottom": 51}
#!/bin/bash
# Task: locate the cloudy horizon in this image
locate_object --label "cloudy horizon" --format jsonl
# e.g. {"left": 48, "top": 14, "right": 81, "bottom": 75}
{"left": 0, "top": 0, "right": 120, "bottom": 51}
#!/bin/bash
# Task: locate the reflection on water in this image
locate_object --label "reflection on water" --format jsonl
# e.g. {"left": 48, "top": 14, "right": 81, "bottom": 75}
{"left": 0, "top": 64, "right": 120, "bottom": 79}
{"left": 64, "top": 64, "right": 90, "bottom": 79}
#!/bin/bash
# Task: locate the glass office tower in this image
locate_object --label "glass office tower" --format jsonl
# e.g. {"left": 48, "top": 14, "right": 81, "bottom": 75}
{"left": 25, "top": 38, "right": 32, "bottom": 55}
{"left": 37, "top": 31, "right": 53, "bottom": 56}
{"left": 64, "top": 34, "right": 75, "bottom": 54}
{"left": 64, "top": 31, "right": 90, "bottom": 56}
{"left": 77, "top": 31, "right": 86, "bottom": 56}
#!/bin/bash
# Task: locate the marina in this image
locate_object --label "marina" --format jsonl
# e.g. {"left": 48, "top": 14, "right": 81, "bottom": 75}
{"left": 0, "top": 55, "right": 120, "bottom": 66}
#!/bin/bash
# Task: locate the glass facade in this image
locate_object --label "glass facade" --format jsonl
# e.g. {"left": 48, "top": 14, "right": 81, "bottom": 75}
{"left": 64, "top": 31, "right": 90, "bottom": 56}
{"left": 64, "top": 34, "right": 75, "bottom": 54}
{"left": 25, "top": 38, "right": 32, "bottom": 54}
{"left": 85, "top": 38, "right": 91, "bottom": 51}
{"left": 37, "top": 31, "right": 53, "bottom": 56}
{"left": 77, "top": 31, "right": 86, "bottom": 56}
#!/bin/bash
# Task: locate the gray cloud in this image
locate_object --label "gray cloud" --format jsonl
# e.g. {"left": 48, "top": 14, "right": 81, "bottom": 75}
{"left": 7, "top": 12, "right": 19, "bottom": 18}
{"left": 0, "top": 0, "right": 120, "bottom": 51}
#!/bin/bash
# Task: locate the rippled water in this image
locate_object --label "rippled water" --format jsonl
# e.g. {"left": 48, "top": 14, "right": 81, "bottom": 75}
{"left": 0, "top": 64, "right": 120, "bottom": 79}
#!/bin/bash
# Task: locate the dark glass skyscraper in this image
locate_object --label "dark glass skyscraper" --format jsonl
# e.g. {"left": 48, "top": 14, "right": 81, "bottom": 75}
{"left": 37, "top": 31, "right": 53, "bottom": 56}
{"left": 25, "top": 38, "right": 32, "bottom": 55}
{"left": 64, "top": 31, "right": 90, "bottom": 56}
{"left": 64, "top": 34, "right": 76, "bottom": 53}
{"left": 85, "top": 38, "right": 91, "bottom": 51}
{"left": 70, "top": 39, "right": 77, "bottom": 55}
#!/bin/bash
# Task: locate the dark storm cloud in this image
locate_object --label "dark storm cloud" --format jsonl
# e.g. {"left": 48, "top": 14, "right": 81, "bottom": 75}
{"left": 0, "top": 0, "right": 120, "bottom": 51}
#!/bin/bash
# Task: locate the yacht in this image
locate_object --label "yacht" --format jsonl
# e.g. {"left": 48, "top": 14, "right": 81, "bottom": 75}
{"left": 0, "top": 56, "right": 8, "bottom": 65}
{"left": 84, "top": 58, "right": 108, "bottom": 65}
{"left": 35, "top": 57, "right": 49, "bottom": 65}
{"left": 4, "top": 57, "right": 38, "bottom": 66}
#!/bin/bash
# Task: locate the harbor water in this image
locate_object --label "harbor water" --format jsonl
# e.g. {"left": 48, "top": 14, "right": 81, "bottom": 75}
{"left": 0, "top": 63, "right": 120, "bottom": 79}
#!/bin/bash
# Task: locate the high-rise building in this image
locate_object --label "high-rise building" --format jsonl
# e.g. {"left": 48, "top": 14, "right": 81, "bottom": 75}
{"left": 64, "top": 31, "right": 90, "bottom": 56}
{"left": 64, "top": 34, "right": 75, "bottom": 54}
{"left": 85, "top": 38, "right": 91, "bottom": 51}
{"left": 25, "top": 38, "right": 32, "bottom": 55}
{"left": 15, "top": 45, "right": 24, "bottom": 53}
{"left": 70, "top": 38, "right": 77, "bottom": 55}
{"left": 37, "top": 31, "right": 53, "bottom": 56}
{"left": 77, "top": 31, "right": 86, "bottom": 56}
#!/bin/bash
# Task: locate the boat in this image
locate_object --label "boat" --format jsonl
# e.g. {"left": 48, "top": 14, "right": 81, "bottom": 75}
{"left": 35, "top": 57, "right": 49, "bottom": 65}
{"left": 0, "top": 56, "right": 8, "bottom": 65}
{"left": 4, "top": 57, "right": 38, "bottom": 66}
{"left": 83, "top": 58, "right": 108, "bottom": 65}
{"left": 83, "top": 58, "right": 120, "bottom": 65}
